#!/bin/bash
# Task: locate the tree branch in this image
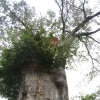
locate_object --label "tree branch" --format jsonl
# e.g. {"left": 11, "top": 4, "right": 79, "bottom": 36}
{"left": 88, "top": 36, "right": 100, "bottom": 45}
{"left": 65, "top": 30, "right": 71, "bottom": 33}
{"left": 71, "top": 11, "right": 100, "bottom": 36}
{"left": 66, "top": 0, "right": 83, "bottom": 11}
{"left": 55, "top": 0, "right": 62, "bottom": 12}
{"left": 2, "top": 1, "right": 27, "bottom": 29}
{"left": 60, "top": 0, "right": 65, "bottom": 37}
{"left": 82, "top": 40, "right": 100, "bottom": 71}
{"left": 82, "top": 0, "right": 86, "bottom": 19}
{"left": 55, "top": 0, "right": 65, "bottom": 40}
{"left": 75, "top": 28, "right": 100, "bottom": 37}
{"left": 8, "top": 9, "right": 27, "bottom": 29}
{"left": 65, "top": 12, "right": 100, "bottom": 46}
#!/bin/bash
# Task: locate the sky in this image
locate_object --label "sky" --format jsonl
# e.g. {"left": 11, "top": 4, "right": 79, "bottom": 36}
{"left": 0, "top": 0, "right": 100, "bottom": 100}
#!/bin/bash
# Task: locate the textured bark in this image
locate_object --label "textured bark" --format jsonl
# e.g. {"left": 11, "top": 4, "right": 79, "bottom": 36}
{"left": 17, "top": 63, "right": 69, "bottom": 100}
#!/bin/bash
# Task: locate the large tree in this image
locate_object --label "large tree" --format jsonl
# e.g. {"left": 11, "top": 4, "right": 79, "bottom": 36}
{"left": 0, "top": 0, "right": 100, "bottom": 100}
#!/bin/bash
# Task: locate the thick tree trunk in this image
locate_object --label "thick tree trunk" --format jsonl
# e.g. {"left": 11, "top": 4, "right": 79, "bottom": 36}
{"left": 17, "top": 63, "right": 69, "bottom": 100}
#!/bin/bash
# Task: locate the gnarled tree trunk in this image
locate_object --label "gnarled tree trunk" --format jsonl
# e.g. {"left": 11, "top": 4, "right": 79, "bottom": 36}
{"left": 17, "top": 62, "right": 69, "bottom": 100}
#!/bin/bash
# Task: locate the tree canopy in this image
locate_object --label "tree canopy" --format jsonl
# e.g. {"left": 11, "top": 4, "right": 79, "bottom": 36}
{"left": 0, "top": 0, "right": 100, "bottom": 100}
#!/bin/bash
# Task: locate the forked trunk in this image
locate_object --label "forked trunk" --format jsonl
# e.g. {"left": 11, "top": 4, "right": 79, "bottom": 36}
{"left": 17, "top": 62, "right": 69, "bottom": 100}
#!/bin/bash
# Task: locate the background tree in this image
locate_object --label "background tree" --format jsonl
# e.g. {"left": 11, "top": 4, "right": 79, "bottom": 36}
{"left": 0, "top": 0, "right": 100, "bottom": 100}
{"left": 71, "top": 93, "right": 96, "bottom": 100}
{"left": 71, "top": 89, "right": 100, "bottom": 100}
{"left": 81, "top": 93, "right": 96, "bottom": 100}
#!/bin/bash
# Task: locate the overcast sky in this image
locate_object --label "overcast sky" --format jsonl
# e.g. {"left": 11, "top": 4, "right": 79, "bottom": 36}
{"left": 0, "top": 0, "right": 99, "bottom": 100}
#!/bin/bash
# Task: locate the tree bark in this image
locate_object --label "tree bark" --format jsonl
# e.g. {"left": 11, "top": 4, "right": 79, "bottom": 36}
{"left": 17, "top": 62, "right": 69, "bottom": 100}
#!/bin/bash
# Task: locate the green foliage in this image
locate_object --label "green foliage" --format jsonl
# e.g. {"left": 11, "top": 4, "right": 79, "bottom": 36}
{"left": 71, "top": 94, "right": 96, "bottom": 100}
{"left": 81, "top": 94, "right": 96, "bottom": 100}
{"left": 80, "top": 87, "right": 100, "bottom": 100}
{"left": 0, "top": 28, "right": 76, "bottom": 99}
